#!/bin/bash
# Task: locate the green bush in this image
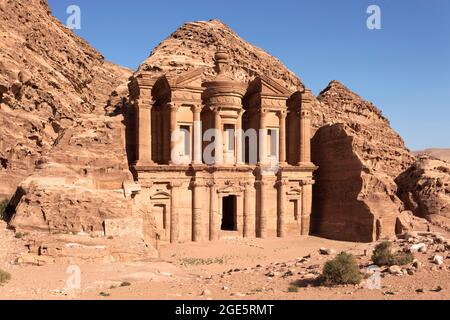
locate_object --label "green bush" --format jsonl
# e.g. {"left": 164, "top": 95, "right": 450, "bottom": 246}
{"left": 321, "top": 252, "right": 362, "bottom": 286}
{"left": 0, "top": 199, "right": 8, "bottom": 220}
{"left": 372, "top": 241, "right": 393, "bottom": 266}
{"left": 287, "top": 285, "right": 298, "bottom": 293}
{"left": 0, "top": 269, "right": 11, "bottom": 284}
{"left": 392, "top": 252, "right": 414, "bottom": 266}
{"left": 372, "top": 241, "right": 414, "bottom": 266}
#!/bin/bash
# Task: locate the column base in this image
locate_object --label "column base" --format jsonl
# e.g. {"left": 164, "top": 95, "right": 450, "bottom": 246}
{"left": 134, "top": 160, "right": 155, "bottom": 167}
{"left": 297, "top": 161, "right": 316, "bottom": 168}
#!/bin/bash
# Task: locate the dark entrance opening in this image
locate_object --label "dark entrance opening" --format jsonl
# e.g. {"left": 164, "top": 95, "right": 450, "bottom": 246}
{"left": 221, "top": 195, "right": 237, "bottom": 231}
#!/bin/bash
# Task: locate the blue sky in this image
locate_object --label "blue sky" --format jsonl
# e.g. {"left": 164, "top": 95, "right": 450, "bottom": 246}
{"left": 47, "top": 0, "right": 450, "bottom": 150}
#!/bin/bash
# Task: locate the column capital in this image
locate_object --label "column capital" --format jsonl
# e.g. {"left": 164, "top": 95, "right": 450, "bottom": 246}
{"left": 190, "top": 104, "right": 203, "bottom": 114}
{"left": 167, "top": 102, "right": 179, "bottom": 112}
{"left": 169, "top": 181, "right": 183, "bottom": 189}
{"left": 190, "top": 181, "right": 205, "bottom": 188}
{"left": 300, "top": 109, "right": 312, "bottom": 119}
{"left": 255, "top": 180, "right": 267, "bottom": 186}
{"left": 276, "top": 180, "right": 289, "bottom": 187}
{"left": 206, "top": 181, "right": 216, "bottom": 188}
{"left": 277, "top": 110, "right": 287, "bottom": 118}
{"left": 300, "top": 179, "right": 315, "bottom": 186}
{"left": 239, "top": 181, "right": 254, "bottom": 188}
{"left": 136, "top": 99, "right": 155, "bottom": 109}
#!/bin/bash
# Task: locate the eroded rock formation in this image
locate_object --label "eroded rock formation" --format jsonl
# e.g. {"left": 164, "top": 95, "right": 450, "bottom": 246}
{"left": 0, "top": 0, "right": 132, "bottom": 198}
{"left": 311, "top": 81, "right": 416, "bottom": 241}
{"left": 396, "top": 156, "right": 450, "bottom": 229}
{"left": 0, "top": 0, "right": 157, "bottom": 258}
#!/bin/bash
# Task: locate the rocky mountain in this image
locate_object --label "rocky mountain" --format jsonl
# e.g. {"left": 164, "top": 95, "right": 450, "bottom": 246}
{"left": 139, "top": 19, "right": 303, "bottom": 91}
{"left": 0, "top": 0, "right": 131, "bottom": 198}
{"left": 311, "top": 81, "right": 417, "bottom": 241}
{"left": 0, "top": 0, "right": 154, "bottom": 256}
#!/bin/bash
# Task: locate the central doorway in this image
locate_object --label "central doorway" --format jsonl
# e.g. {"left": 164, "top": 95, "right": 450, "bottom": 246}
{"left": 221, "top": 195, "right": 237, "bottom": 231}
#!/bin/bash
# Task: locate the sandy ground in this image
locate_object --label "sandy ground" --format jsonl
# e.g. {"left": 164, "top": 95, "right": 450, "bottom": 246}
{"left": 0, "top": 232, "right": 449, "bottom": 300}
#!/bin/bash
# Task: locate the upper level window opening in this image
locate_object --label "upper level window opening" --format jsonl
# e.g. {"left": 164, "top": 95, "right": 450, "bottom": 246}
{"left": 224, "top": 124, "right": 235, "bottom": 152}
{"left": 267, "top": 128, "right": 278, "bottom": 157}
{"left": 179, "top": 125, "right": 191, "bottom": 157}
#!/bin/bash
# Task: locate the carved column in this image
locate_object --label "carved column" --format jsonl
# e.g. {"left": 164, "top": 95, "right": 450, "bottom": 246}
{"left": 259, "top": 109, "right": 267, "bottom": 165}
{"left": 192, "top": 181, "right": 204, "bottom": 242}
{"left": 299, "top": 90, "right": 313, "bottom": 165}
{"left": 236, "top": 110, "right": 244, "bottom": 165}
{"left": 208, "top": 183, "right": 218, "bottom": 241}
{"left": 277, "top": 180, "right": 288, "bottom": 237}
{"left": 136, "top": 98, "right": 154, "bottom": 166}
{"left": 258, "top": 181, "right": 268, "bottom": 238}
{"left": 277, "top": 111, "right": 287, "bottom": 165}
{"left": 242, "top": 181, "right": 254, "bottom": 238}
{"left": 214, "top": 109, "right": 223, "bottom": 165}
{"left": 192, "top": 105, "right": 203, "bottom": 165}
{"left": 301, "top": 182, "right": 312, "bottom": 235}
{"left": 169, "top": 103, "right": 179, "bottom": 164}
{"left": 170, "top": 181, "right": 182, "bottom": 243}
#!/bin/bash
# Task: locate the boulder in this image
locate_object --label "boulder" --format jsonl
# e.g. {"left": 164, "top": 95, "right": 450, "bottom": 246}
{"left": 432, "top": 255, "right": 444, "bottom": 266}
{"left": 409, "top": 243, "right": 427, "bottom": 253}
{"left": 319, "top": 248, "right": 336, "bottom": 255}
{"left": 388, "top": 265, "right": 403, "bottom": 275}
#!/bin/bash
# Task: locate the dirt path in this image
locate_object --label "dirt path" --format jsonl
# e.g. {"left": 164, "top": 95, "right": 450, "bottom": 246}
{"left": 0, "top": 235, "right": 448, "bottom": 300}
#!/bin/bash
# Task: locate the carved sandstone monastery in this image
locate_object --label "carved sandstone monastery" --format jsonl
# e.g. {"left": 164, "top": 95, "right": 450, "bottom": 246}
{"left": 2, "top": 2, "right": 447, "bottom": 259}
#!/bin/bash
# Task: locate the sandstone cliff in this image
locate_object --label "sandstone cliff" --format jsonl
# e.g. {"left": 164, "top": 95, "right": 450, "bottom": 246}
{"left": 311, "top": 81, "right": 417, "bottom": 241}
{"left": 396, "top": 156, "right": 450, "bottom": 230}
{"left": 0, "top": 0, "right": 131, "bottom": 197}
{"left": 0, "top": 0, "right": 150, "bottom": 249}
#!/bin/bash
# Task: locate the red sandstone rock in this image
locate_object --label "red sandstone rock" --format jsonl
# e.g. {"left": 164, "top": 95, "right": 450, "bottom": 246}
{"left": 0, "top": 0, "right": 132, "bottom": 199}
{"left": 310, "top": 82, "right": 416, "bottom": 241}
{"left": 0, "top": 0, "right": 155, "bottom": 257}
{"left": 396, "top": 156, "right": 450, "bottom": 230}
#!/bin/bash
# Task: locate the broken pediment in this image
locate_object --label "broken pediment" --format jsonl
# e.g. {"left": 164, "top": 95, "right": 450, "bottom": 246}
{"left": 167, "top": 68, "right": 204, "bottom": 88}
{"left": 152, "top": 69, "right": 204, "bottom": 102}
{"left": 248, "top": 75, "right": 293, "bottom": 98}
